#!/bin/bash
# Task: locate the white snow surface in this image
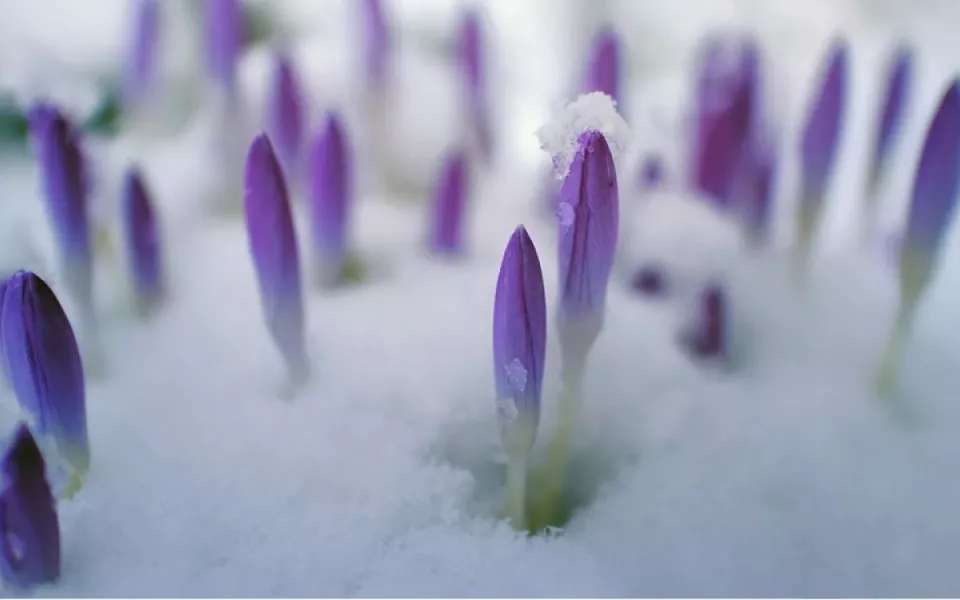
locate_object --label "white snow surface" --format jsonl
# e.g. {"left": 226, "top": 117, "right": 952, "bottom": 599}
{"left": 1, "top": 0, "right": 960, "bottom": 596}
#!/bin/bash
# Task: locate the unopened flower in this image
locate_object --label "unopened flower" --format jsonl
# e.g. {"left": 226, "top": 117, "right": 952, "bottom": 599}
{"left": 638, "top": 154, "right": 664, "bottom": 190}
{"left": 121, "top": 167, "right": 164, "bottom": 316}
{"left": 0, "top": 271, "right": 89, "bottom": 477}
{"left": 266, "top": 53, "right": 305, "bottom": 179}
{"left": 428, "top": 150, "right": 470, "bottom": 255}
{"left": 123, "top": 0, "right": 160, "bottom": 109}
{"left": 796, "top": 39, "right": 847, "bottom": 262}
{"left": 308, "top": 113, "right": 354, "bottom": 285}
{"left": 631, "top": 264, "right": 667, "bottom": 297}
{"left": 244, "top": 134, "right": 309, "bottom": 386}
{"left": 866, "top": 45, "right": 911, "bottom": 205}
{"left": 458, "top": 9, "right": 492, "bottom": 162}
{"left": 360, "top": 0, "right": 390, "bottom": 92}
{"left": 202, "top": 0, "right": 242, "bottom": 96}
{"left": 583, "top": 26, "right": 621, "bottom": 110}
{"left": 0, "top": 424, "right": 60, "bottom": 589}
{"left": 681, "top": 283, "right": 727, "bottom": 360}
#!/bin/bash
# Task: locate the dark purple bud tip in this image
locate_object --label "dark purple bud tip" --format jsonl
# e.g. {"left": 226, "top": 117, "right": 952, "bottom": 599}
{"left": 681, "top": 283, "right": 727, "bottom": 361}
{"left": 266, "top": 53, "right": 305, "bottom": 178}
{"left": 429, "top": 150, "right": 470, "bottom": 255}
{"left": 1, "top": 271, "right": 89, "bottom": 476}
{"left": 121, "top": 167, "right": 164, "bottom": 317}
{"left": 630, "top": 264, "right": 667, "bottom": 297}
{"left": 638, "top": 154, "right": 664, "bottom": 190}
{"left": 0, "top": 423, "right": 60, "bottom": 589}
{"left": 584, "top": 25, "right": 622, "bottom": 109}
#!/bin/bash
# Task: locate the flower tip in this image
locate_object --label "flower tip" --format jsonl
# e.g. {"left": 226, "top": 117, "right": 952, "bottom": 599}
{"left": 681, "top": 282, "right": 728, "bottom": 360}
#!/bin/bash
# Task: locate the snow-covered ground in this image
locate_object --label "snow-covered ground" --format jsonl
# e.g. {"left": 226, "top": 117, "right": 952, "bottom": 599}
{"left": 1, "top": 0, "right": 960, "bottom": 595}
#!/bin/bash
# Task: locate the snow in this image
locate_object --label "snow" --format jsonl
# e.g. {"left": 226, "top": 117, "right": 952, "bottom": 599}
{"left": 536, "top": 92, "right": 632, "bottom": 180}
{"left": 0, "top": 0, "right": 960, "bottom": 596}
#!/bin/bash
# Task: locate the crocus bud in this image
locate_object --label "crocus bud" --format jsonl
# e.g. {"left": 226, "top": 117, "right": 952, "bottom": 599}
{"left": 308, "top": 113, "right": 354, "bottom": 286}
{"left": 458, "top": 9, "right": 492, "bottom": 162}
{"left": 691, "top": 34, "right": 759, "bottom": 210}
{"left": 493, "top": 226, "right": 546, "bottom": 456}
{"left": 28, "top": 103, "right": 95, "bottom": 334}
{"left": 796, "top": 39, "right": 847, "bottom": 262}
{"left": 0, "top": 271, "right": 89, "bottom": 477}
{"left": 877, "top": 80, "right": 960, "bottom": 397}
{"left": 123, "top": 0, "right": 160, "bottom": 110}
{"left": 681, "top": 283, "right": 727, "bottom": 360}
{"left": 360, "top": 0, "right": 390, "bottom": 92}
{"left": 121, "top": 167, "right": 164, "bottom": 316}
{"left": 202, "top": 0, "right": 242, "bottom": 96}
{"left": 428, "top": 150, "right": 469, "bottom": 255}
{"left": 266, "top": 53, "right": 305, "bottom": 180}
{"left": 556, "top": 130, "right": 619, "bottom": 350}
{"left": 738, "top": 136, "right": 776, "bottom": 245}
{"left": 244, "top": 134, "right": 309, "bottom": 386}
{"left": 866, "top": 45, "right": 911, "bottom": 203}
{"left": 0, "top": 424, "right": 60, "bottom": 589}
{"left": 638, "top": 154, "right": 664, "bottom": 190}
{"left": 583, "top": 26, "right": 621, "bottom": 110}
{"left": 631, "top": 264, "right": 667, "bottom": 297}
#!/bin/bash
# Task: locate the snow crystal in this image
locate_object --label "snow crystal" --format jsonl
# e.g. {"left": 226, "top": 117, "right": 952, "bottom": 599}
{"left": 535, "top": 91, "right": 633, "bottom": 180}
{"left": 504, "top": 358, "right": 528, "bottom": 394}
{"left": 496, "top": 395, "right": 519, "bottom": 424}
{"left": 557, "top": 201, "right": 576, "bottom": 231}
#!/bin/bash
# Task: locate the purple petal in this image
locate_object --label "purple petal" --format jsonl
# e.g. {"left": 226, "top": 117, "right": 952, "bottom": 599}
{"left": 0, "top": 424, "right": 59, "bottom": 590}
{"left": 557, "top": 131, "right": 619, "bottom": 326}
{"left": 458, "top": 9, "right": 491, "bottom": 160}
{"left": 681, "top": 282, "right": 727, "bottom": 360}
{"left": 202, "top": 0, "right": 242, "bottom": 94}
{"left": 308, "top": 113, "right": 353, "bottom": 270}
{"left": 869, "top": 45, "right": 911, "bottom": 190}
{"left": 0, "top": 272, "right": 88, "bottom": 475}
{"left": 123, "top": 0, "right": 161, "bottom": 107}
{"left": 583, "top": 25, "right": 621, "bottom": 109}
{"left": 899, "top": 80, "right": 960, "bottom": 290}
{"left": 493, "top": 226, "right": 547, "bottom": 450}
{"left": 244, "top": 134, "right": 308, "bottom": 380}
{"left": 266, "top": 53, "right": 305, "bottom": 177}
{"left": 797, "top": 39, "right": 847, "bottom": 237}
{"left": 429, "top": 150, "right": 470, "bottom": 254}
{"left": 121, "top": 167, "right": 164, "bottom": 312}
{"left": 360, "top": 0, "right": 390, "bottom": 91}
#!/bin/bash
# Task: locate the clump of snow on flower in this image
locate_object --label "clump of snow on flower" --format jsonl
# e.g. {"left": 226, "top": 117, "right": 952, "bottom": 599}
{"left": 535, "top": 91, "right": 633, "bottom": 180}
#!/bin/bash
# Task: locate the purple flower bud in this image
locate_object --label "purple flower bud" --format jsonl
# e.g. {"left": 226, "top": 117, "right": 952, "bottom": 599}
{"left": 899, "top": 80, "right": 960, "bottom": 300}
{"left": 797, "top": 39, "right": 847, "bottom": 250}
{"left": 0, "top": 271, "right": 88, "bottom": 476}
{"left": 123, "top": 0, "right": 160, "bottom": 108}
{"left": 202, "top": 0, "right": 242, "bottom": 95}
{"left": 308, "top": 113, "right": 354, "bottom": 282}
{"left": 493, "top": 226, "right": 546, "bottom": 454}
{"left": 28, "top": 103, "right": 94, "bottom": 323}
{"left": 556, "top": 131, "right": 619, "bottom": 335}
{"left": 121, "top": 167, "right": 164, "bottom": 315}
{"left": 428, "top": 150, "right": 470, "bottom": 255}
{"left": 583, "top": 26, "right": 621, "bottom": 110}
{"left": 630, "top": 264, "right": 667, "bottom": 297}
{"left": 738, "top": 135, "right": 777, "bottom": 244}
{"left": 638, "top": 154, "right": 664, "bottom": 190}
{"left": 681, "top": 282, "right": 727, "bottom": 360}
{"left": 458, "top": 9, "right": 492, "bottom": 161}
{"left": 691, "top": 34, "right": 760, "bottom": 210}
{"left": 0, "top": 424, "right": 60, "bottom": 590}
{"left": 360, "top": 0, "right": 390, "bottom": 91}
{"left": 266, "top": 53, "right": 305, "bottom": 179}
{"left": 244, "top": 134, "right": 309, "bottom": 383}
{"left": 868, "top": 45, "right": 911, "bottom": 196}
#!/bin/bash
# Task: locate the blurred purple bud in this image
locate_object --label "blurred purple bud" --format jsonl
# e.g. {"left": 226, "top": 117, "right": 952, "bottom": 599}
{"left": 868, "top": 45, "right": 911, "bottom": 193}
{"left": 121, "top": 167, "right": 164, "bottom": 315}
{"left": 691, "top": 34, "right": 760, "bottom": 209}
{"left": 429, "top": 150, "right": 470, "bottom": 254}
{"left": 0, "top": 424, "right": 60, "bottom": 590}
{"left": 738, "top": 135, "right": 777, "bottom": 244}
{"left": 630, "top": 264, "right": 667, "bottom": 297}
{"left": 583, "top": 26, "right": 621, "bottom": 109}
{"left": 682, "top": 283, "right": 727, "bottom": 360}
{"left": 493, "top": 226, "right": 546, "bottom": 454}
{"left": 638, "top": 154, "right": 664, "bottom": 190}
{"left": 308, "top": 113, "right": 354, "bottom": 279}
{"left": 361, "top": 0, "right": 390, "bottom": 91}
{"left": 899, "top": 80, "right": 960, "bottom": 299}
{"left": 244, "top": 134, "right": 309, "bottom": 382}
{"left": 266, "top": 53, "right": 305, "bottom": 178}
{"left": 202, "top": 0, "right": 242, "bottom": 94}
{"left": 557, "top": 131, "right": 619, "bottom": 333}
{"left": 0, "top": 272, "right": 88, "bottom": 475}
{"left": 797, "top": 39, "right": 847, "bottom": 246}
{"left": 28, "top": 103, "right": 94, "bottom": 318}
{"left": 123, "top": 0, "right": 161, "bottom": 107}
{"left": 458, "top": 9, "right": 492, "bottom": 161}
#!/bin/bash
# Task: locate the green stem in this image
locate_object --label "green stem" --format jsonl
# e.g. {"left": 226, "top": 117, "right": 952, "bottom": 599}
{"left": 540, "top": 355, "right": 586, "bottom": 527}
{"left": 876, "top": 300, "right": 916, "bottom": 398}
{"left": 504, "top": 454, "right": 528, "bottom": 531}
